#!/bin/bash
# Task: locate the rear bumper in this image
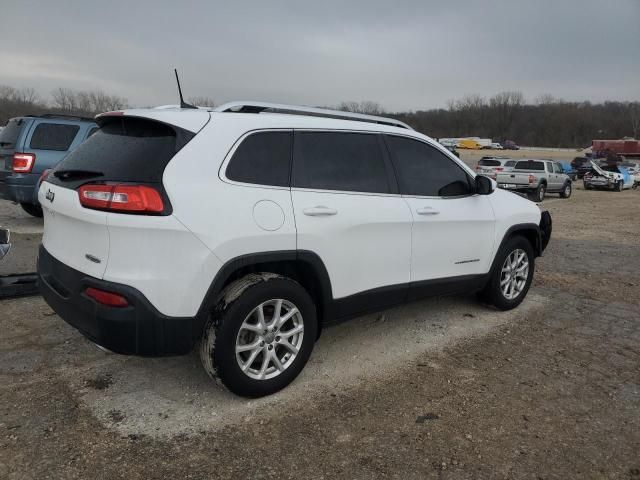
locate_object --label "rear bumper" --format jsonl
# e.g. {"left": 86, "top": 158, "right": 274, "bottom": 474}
{"left": 0, "top": 172, "right": 38, "bottom": 204}
{"left": 37, "top": 245, "right": 196, "bottom": 356}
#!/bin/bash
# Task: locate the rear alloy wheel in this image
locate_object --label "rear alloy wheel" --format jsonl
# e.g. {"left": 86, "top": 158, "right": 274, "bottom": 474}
{"left": 200, "top": 274, "right": 317, "bottom": 397}
{"left": 615, "top": 180, "right": 623, "bottom": 192}
{"left": 529, "top": 183, "right": 546, "bottom": 202}
{"left": 560, "top": 182, "right": 572, "bottom": 199}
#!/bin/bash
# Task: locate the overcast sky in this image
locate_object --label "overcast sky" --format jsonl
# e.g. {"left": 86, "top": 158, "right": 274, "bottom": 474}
{"left": 1, "top": 0, "right": 638, "bottom": 111}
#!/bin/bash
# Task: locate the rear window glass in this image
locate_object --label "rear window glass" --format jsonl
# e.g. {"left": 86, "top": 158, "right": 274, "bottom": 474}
{"left": 505, "top": 161, "right": 517, "bottom": 167}
{"left": 49, "top": 117, "right": 194, "bottom": 186}
{"left": 226, "top": 131, "right": 292, "bottom": 187}
{"left": 0, "top": 118, "right": 24, "bottom": 149}
{"left": 478, "top": 159, "right": 501, "bottom": 166}
{"left": 515, "top": 160, "right": 544, "bottom": 171}
{"left": 29, "top": 123, "right": 79, "bottom": 151}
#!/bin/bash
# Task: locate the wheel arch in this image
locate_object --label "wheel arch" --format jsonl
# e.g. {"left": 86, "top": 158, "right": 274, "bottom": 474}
{"left": 194, "top": 250, "right": 333, "bottom": 339}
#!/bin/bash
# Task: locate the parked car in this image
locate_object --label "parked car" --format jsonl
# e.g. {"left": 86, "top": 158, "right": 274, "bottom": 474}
{"left": 0, "top": 114, "right": 97, "bottom": 217}
{"left": 37, "top": 102, "right": 552, "bottom": 397}
{"left": 502, "top": 140, "right": 520, "bottom": 150}
{"left": 570, "top": 156, "right": 593, "bottom": 179}
{"left": 475, "top": 157, "right": 513, "bottom": 179}
{"left": 490, "top": 142, "right": 504, "bottom": 150}
{"left": 583, "top": 161, "right": 634, "bottom": 191}
{"left": 496, "top": 159, "right": 572, "bottom": 202}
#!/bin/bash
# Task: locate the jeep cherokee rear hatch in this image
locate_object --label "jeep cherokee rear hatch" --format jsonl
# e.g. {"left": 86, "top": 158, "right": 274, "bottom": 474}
{"left": 39, "top": 111, "right": 207, "bottom": 279}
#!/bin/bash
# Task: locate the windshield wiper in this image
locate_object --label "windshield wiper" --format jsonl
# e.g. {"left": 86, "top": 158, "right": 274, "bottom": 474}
{"left": 53, "top": 169, "right": 104, "bottom": 181}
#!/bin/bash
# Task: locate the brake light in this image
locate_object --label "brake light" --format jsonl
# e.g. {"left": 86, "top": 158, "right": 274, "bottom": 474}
{"left": 78, "top": 184, "right": 164, "bottom": 213}
{"left": 85, "top": 287, "right": 129, "bottom": 307}
{"left": 12, "top": 153, "right": 36, "bottom": 173}
{"left": 528, "top": 174, "right": 536, "bottom": 184}
{"left": 494, "top": 167, "right": 503, "bottom": 172}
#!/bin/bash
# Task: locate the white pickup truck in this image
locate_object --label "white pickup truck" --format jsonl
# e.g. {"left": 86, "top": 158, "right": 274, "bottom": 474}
{"left": 496, "top": 159, "right": 572, "bottom": 202}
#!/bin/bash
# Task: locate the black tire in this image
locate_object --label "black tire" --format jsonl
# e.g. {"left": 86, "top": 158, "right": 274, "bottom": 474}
{"left": 584, "top": 182, "right": 592, "bottom": 190}
{"left": 200, "top": 274, "right": 317, "bottom": 397}
{"left": 615, "top": 180, "right": 623, "bottom": 192}
{"left": 20, "top": 203, "right": 43, "bottom": 218}
{"left": 528, "top": 183, "right": 546, "bottom": 202}
{"left": 559, "top": 182, "right": 572, "bottom": 199}
{"left": 477, "top": 235, "right": 535, "bottom": 311}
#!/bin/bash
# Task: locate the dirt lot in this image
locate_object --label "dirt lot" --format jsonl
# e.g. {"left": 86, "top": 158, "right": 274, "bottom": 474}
{"left": 1, "top": 154, "right": 639, "bottom": 479}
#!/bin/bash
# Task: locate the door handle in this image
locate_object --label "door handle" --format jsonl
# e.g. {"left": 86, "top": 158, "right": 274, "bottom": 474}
{"left": 303, "top": 206, "right": 338, "bottom": 216}
{"left": 416, "top": 206, "right": 440, "bottom": 215}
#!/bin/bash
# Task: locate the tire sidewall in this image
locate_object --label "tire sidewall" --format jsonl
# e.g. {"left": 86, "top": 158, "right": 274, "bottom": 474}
{"left": 207, "top": 277, "right": 317, "bottom": 397}
{"left": 537, "top": 183, "right": 546, "bottom": 202}
{"left": 561, "top": 182, "right": 572, "bottom": 198}
{"left": 486, "top": 236, "right": 535, "bottom": 310}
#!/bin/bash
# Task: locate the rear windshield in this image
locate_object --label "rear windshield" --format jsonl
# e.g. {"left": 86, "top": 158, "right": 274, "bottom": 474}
{"left": 478, "top": 159, "right": 501, "bottom": 166}
{"left": 0, "top": 118, "right": 24, "bottom": 149}
{"left": 48, "top": 117, "right": 194, "bottom": 187}
{"left": 515, "top": 160, "right": 544, "bottom": 171}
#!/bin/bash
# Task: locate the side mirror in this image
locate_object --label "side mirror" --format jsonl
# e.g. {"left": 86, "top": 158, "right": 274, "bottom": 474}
{"left": 475, "top": 175, "right": 495, "bottom": 195}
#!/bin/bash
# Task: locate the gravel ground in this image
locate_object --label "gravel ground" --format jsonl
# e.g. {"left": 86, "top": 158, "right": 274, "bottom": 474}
{"left": 0, "top": 181, "right": 639, "bottom": 479}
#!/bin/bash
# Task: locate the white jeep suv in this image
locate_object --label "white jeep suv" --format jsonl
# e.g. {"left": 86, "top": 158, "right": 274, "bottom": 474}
{"left": 37, "top": 102, "right": 552, "bottom": 397}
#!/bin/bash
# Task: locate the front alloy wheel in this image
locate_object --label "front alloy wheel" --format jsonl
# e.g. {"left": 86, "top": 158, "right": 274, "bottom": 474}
{"left": 500, "top": 249, "right": 529, "bottom": 300}
{"left": 235, "top": 299, "right": 304, "bottom": 380}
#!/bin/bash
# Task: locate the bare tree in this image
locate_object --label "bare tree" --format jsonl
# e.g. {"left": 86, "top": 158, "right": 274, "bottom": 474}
{"left": 337, "top": 101, "right": 385, "bottom": 115}
{"left": 51, "top": 88, "right": 127, "bottom": 115}
{"left": 489, "top": 91, "right": 524, "bottom": 140}
{"left": 626, "top": 102, "right": 640, "bottom": 139}
{"left": 188, "top": 96, "right": 216, "bottom": 108}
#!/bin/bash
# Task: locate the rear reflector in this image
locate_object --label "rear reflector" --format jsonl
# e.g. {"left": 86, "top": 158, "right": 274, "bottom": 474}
{"left": 528, "top": 174, "right": 536, "bottom": 184}
{"left": 78, "top": 184, "right": 164, "bottom": 213}
{"left": 85, "top": 287, "right": 129, "bottom": 307}
{"left": 12, "top": 153, "right": 36, "bottom": 173}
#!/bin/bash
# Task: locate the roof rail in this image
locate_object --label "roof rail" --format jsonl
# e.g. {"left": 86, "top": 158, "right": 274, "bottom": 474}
{"left": 212, "top": 101, "right": 413, "bottom": 130}
{"left": 26, "top": 113, "right": 95, "bottom": 122}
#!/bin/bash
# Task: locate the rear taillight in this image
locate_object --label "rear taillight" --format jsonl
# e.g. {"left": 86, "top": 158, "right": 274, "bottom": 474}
{"left": 85, "top": 287, "right": 129, "bottom": 308}
{"left": 528, "top": 174, "right": 536, "bottom": 184}
{"left": 12, "top": 153, "right": 36, "bottom": 173}
{"left": 78, "top": 184, "right": 164, "bottom": 214}
{"left": 494, "top": 167, "right": 503, "bottom": 172}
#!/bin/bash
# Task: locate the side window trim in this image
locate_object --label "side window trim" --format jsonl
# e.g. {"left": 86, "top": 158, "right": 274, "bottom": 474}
{"left": 382, "top": 134, "right": 476, "bottom": 199}
{"left": 220, "top": 128, "right": 293, "bottom": 191}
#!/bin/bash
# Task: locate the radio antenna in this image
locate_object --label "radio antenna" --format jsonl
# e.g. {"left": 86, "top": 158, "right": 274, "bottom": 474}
{"left": 174, "top": 69, "right": 197, "bottom": 109}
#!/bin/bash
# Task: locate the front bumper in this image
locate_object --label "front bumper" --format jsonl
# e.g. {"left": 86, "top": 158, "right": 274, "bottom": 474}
{"left": 37, "top": 245, "right": 196, "bottom": 356}
{"left": 539, "top": 211, "right": 552, "bottom": 253}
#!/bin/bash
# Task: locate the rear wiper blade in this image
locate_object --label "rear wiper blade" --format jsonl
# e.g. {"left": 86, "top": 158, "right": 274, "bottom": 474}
{"left": 53, "top": 169, "right": 104, "bottom": 180}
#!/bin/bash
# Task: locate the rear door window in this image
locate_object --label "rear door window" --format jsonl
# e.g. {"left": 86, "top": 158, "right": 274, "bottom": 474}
{"left": 226, "top": 131, "right": 292, "bottom": 187}
{"left": 385, "top": 135, "right": 473, "bottom": 197}
{"left": 29, "top": 123, "right": 79, "bottom": 151}
{"left": 292, "top": 131, "right": 390, "bottom": 194}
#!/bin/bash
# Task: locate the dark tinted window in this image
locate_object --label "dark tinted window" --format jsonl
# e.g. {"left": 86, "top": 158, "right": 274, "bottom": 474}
{"left": 514, "top": 160, "right": 544, "bottom": 171}
{"left": 226, "top": 131, "right": 292, "bottom": 187}
{"left": 29, "top": 123, "right": 79, "bottom": 151}
{"left": 478, "top": 159, "right": 501, "bottom": 166}
{"left": 0, "top": 118, "right": 25, "bottom": 149}
{"left": 554, "top": 163, "right": 563, "bottom": 173}
{"left": 505, "top": 160, "right": 517, "bottom": 167}
{"left": 293, "top": 132, "right": 390, "bottom": 193}
{"left": 49, "top": 117, "right": 193, "bottom": 188}
{"left": 546, "top": 163, "right": 553, "bottom": 173}
{"left": 385, "top": 135, "right": 473, "bottom": 197}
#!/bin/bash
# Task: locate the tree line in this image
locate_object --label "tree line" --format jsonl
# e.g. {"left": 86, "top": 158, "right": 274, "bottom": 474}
{"left": 1, "top": 85, "right": 638, "bottom": 148}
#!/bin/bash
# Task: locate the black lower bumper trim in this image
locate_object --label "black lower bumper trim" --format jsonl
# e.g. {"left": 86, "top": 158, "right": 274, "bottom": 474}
{"left": 37, "top": 245, "right": 195, "bottom": 356}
